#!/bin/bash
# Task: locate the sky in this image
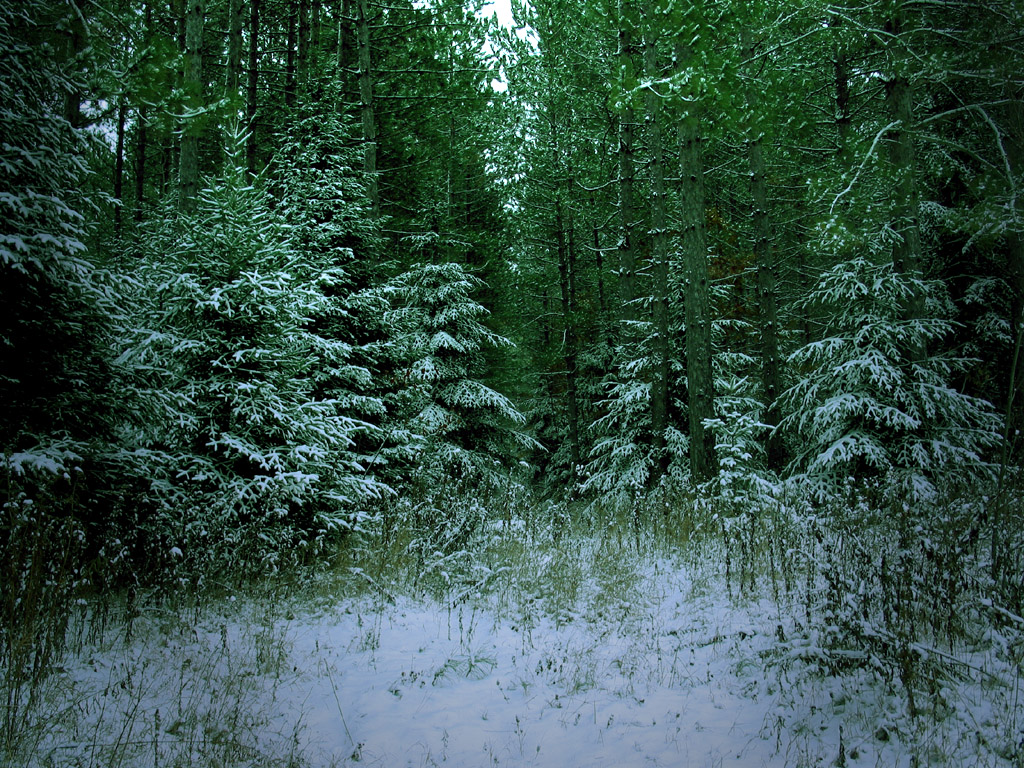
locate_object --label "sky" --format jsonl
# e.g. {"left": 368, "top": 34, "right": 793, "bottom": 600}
{"left": 483, "top": 0, "right": 516, "bottom": 27}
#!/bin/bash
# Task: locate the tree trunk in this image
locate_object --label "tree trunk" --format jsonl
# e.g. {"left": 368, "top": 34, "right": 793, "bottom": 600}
{"left": 555, "top": 196, "right": 581, "bottom": 477}
{"left": 114, "top": 99, "right": 126, "bottom": 235}
{"left": 592, "top": 193, "right": 607, "bottom": 323}
{"left": 227, "top": 0, "right": 243, "bottom": 96}
{"left": 885, "top": 5, "right": 926, "bottom": 359}
{"left": 134, "top": 102, "right": 147, "bottom": 220}
{"left": 178, "top": 0, "right": 203, "bottom": 214}
{"left": 643, "top": 12, "right": 671, "bottom": 480}
{"left": 616, "top": 0, "right": 637, "bottom": 334}
{"left": 134, "top": 0, "right": 152, "bottom": 220}
{"left": 310, "top": 0, "right": 322, "bottom": 92}
{"left": 61, "top": 0, "right": 88, "bottom": 129}
{"left": 357, "top": 0, "right": 379, "bottom": 214}
{"left": 246, "top": 0, "right": 260, "bottom": 175}
{"left": 286, "top": 2, "right": 297, "bottom": 107}
{"left": 886, "top": 76, "right": 922, "bottom": 280}
{"left": 676, "top": 42, "right": 717, "bottom": 482}
{"left": 298, "top": 0, "right": 310, "bottom": 93}
{"left": 742, "top": 29, "right": 785, "bottom": 470}
{"left": 830, "top": 13, "right": 852, "bottom": 157}
{"left": 338, "top": 0, "right": 351, "bottom": 68}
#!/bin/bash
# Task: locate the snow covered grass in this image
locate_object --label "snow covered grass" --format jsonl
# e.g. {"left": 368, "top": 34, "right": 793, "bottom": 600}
{"left": 3, "top": 495, "right": 1023, "bottom": 767}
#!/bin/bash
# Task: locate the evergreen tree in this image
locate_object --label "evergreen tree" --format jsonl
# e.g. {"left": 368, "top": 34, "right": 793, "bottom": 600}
{"left": 0, "top": 0, "right": 117, "bottom": 462}
{"left": 778, "top": 255, "right": 1002, "bottom": 500}
{"left": 120, "top": 130, "right": 383, "bottom": 575}
{"left": 381, "top": 261, "right": 537, "bottom": 494}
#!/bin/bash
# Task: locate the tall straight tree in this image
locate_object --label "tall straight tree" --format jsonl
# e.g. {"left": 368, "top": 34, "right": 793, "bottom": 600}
{"left": 642, "top": 2, "right": 671, "bottom": 481}
{"left": 227, "top": 0, "right": 243, "bottom": 96}
{"left": 741, "top": 26, "right": 784, "bottom": 469}
{"left": 246, "top": 0, "right": 260, "bottom": 175}
{"left": 356, "top": 0, "right": 378, "bottom": 214}
{"left": 674, "top": 36, "right": 716, "bottom": 482}
{"left": 616, "top": 0, "right": 638, "bottom": 333}
{"left": 178, "top": 0, "right": 203, "bottom": 213}
{"left": 883, "top": 2, "right": 925, "bottom": 337}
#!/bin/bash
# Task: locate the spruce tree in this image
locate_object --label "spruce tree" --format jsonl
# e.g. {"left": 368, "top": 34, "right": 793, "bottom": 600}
{"left": 120, "top": 130, "right": 383, "bottom": 575}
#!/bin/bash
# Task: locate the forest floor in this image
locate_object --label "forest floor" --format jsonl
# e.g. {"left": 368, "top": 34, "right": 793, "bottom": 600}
{"left": 6, "top": 513, "right": 1024, "bottom": 768}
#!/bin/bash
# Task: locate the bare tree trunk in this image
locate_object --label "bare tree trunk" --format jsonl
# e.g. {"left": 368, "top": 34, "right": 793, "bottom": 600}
{"left": 227, "top": 0, "right": 243, "bottom": 96}
{"left": 298, "top": 0, "right": 310, "bottom": 93}
{"left": 357, "top": 0, "right": 379, "bottom": 214}
{"left": 168, "top": 0, "right": 184, "bottom": 191}
{"left": 178, "top": 0, "right": 203, "bottom": 214}
{"left": 113, "top": 99, "right": 126, "bottom": 235}
{"left": 676, "top": 42, "right": 717, "bottom": 482}
{"left": 61, "top": 0, "right": 88, "bottom": 128}
{"left": 311, "top": 0, "right": 322, "bottom": 86}
{"left": 286, "top": 2, "right": 297, "bottom": 108}
{"left": 885, "top": 5, "right": 926, "bottom": 358}
{"left": 830, "top": 12, "right": 852, "bottom": 157}
{"left": 886, "top": 78, "right": 922, "bottom": 279}
{"left": 555, "top": 196, "right": 581, "bottom": 476}
{"left": 134, "top": 0, "right": 152, "bottom": 220}
{"left": 246, "top": 0, "right": 260, "bottom": 175}
{"left": 591, "top": 192, "right": 607, "bottom": 322}
{"left": 616, "top": 0, "right": 637, "bottom": 334}
{"left": 338, "top": 0, "right": 351, "bottom": 67}
{"left": 742, "top": 29, "right": 785, "bottom": 469}
{"left": 134, "top": 102, "right": 147, "bottom": 220}
{"left": 643, "top": 7, "right": 671, "bottom": 480}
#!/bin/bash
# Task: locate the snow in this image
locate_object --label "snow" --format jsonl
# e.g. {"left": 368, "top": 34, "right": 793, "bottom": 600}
{"left": 285, "top": 592, "right": 779, "bottom": 767}
{"left": 14, "top": 538, "right": 1023, "bottom": 768}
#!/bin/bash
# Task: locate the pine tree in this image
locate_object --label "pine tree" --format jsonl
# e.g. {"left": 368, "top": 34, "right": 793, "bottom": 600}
{"left": 380, "top": 261, "right": 536, "bottom": 494}
{"left": 778, "top": 255, "right": 1002, "bottom": 500}
{"left": 0, "top": 0, "right": 117, "bottom": 461}
{"left": 120, "top": 129, "right": 383, "bottom": 575}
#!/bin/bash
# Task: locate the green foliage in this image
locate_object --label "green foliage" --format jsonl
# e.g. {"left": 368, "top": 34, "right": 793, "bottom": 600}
{"left": 0, "top": 0, "right": 119, "bottom": 453}
{"left": 778, "top": 255, "right": 1003, "bottom": 499}
{"left": 119, "top": 132, "right": 384, "bottom": 578}
{"left": 381, "top": 261, "right": 537, "bottom": 491}
{"left": 581, "top": 353, "right": 685, "bottom": 506}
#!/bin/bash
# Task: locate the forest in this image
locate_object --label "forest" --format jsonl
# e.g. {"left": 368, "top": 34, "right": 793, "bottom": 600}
{"left": 2, "top": 0, "right": 1023, "bottom": 765}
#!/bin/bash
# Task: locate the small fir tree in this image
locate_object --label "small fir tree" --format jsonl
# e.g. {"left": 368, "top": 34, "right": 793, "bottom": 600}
{"left": 778, "top": 254, "right": 1002, "bottom": 500}
{"left": 380, "top": 261, "right": 536, "bottom": 493}
{"left": 120, "top": 130, "right": 383, "bottom": 575}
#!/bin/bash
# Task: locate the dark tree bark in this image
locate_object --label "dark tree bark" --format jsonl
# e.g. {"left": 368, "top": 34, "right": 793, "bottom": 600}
{"left": 643, "top": 9, "right": 671, "bottom": 480}
{"left": 114, "top": 99, "right": 126, "bottom": 234}
{"left": 311, "top": 0, "right": 322, "bottom": 59}
{"left": 298, "top": 0, "right": 310, "bottom": 93}
{"left": 616, "top": 0, "right": 637, "bottom": 333}
{"left": 246, "top": 0, "right": 260, "bottom": 175}
{"left": 227, "top": 0, "right": 243, "bottom": 95}
{"left": 830, "top": 12, "right": 852, "bottom": 156}
{"left": 591, "top": 192, "right": 607, "bottom": 322}
{"left": 555, "top": 196, "right": 581, "bottom": 476}
{"left": 178, "top": 0, "right": 203, "bottom": 214}
{"left": 286, "top": 2, "right": 297, "bottom": 107}
{"left": 134, "top": 102, "right": 147, "bottom": 220}
{"left": 676, "top": 42, "right": 717, "bottom": 482}
{"left": 742, "top": 29, "right": 785, "bottom": 469}
{"left": 357, "top": 0, "right": 379, "bottom": 214}
{"left": 134, "top": 0, "right": 152, "bottom": 220}
{"left": 61, "top": 0, "right": 88, "bottom": 129}
{"left": 884, "top": 5, "right": 926, "bottom": 361}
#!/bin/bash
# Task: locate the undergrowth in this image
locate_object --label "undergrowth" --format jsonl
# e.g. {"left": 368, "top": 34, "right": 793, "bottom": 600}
{"left": 2, "top": 477, "right": 1022, "bottom": 767}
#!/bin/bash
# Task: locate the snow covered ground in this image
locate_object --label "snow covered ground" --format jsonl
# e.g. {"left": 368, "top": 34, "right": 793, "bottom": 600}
{"left": 10, "top": 530, "right": 1024, "bottom": 768}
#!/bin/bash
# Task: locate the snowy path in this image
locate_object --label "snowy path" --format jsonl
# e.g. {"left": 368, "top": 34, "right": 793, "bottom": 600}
{"left": 271, "top": 569, "right": 806, "bottom": 767}
{"left": 30, "top": 554, "right": 1018, "bottom": 768}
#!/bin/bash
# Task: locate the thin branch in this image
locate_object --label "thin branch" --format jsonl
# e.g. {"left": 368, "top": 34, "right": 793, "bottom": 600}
{"left": 830, "top": 120, "right": 900, "bottom": 215}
